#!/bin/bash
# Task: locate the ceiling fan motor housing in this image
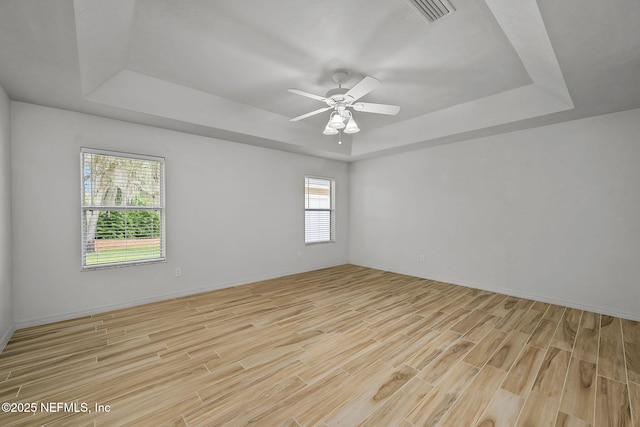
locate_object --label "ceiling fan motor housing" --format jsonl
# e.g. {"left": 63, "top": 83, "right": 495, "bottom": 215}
{"left": 325, "top": 88, "right": 354, "bottom": 108}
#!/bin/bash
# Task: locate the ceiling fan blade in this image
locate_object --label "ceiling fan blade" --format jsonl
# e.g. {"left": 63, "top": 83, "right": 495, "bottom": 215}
{"left": 352, "top": 102, "right": 400, "bottom": 115}
{"left": 290, "top": 106, "right": 332, "bottom": 122}
{"left": 345, "top": 76, "right": 380, "bottom": 102}
{"left": 288, "top": 88, "right": 326, "bottom": 102}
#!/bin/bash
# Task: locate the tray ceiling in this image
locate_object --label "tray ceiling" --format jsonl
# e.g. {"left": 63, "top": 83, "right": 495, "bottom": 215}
{"left": 1, "top": 0, "right": 639, "bottom": 160}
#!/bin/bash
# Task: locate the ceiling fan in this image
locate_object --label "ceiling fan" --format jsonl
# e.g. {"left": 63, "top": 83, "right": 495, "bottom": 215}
{"left": 288, "top": 70, "right": 400, "bottom": 138}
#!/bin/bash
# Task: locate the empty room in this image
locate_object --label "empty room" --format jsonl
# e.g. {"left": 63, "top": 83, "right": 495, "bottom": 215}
{"left": 1, "top": 0, "right": 639, "bottom": 426}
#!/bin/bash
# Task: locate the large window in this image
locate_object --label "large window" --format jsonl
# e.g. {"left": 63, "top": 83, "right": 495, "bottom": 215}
{"left": 81, "top": 148, "right": 165, "bottom": 269}
{"left": 305, "top": 176, "right": 335, "bottom": 244}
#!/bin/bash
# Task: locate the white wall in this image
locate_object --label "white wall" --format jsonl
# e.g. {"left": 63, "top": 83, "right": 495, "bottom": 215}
{"left": 0, "top": 85, "right": 13, "bottom": 350}
{"left": 11, "top": 102, "right": 349, "bottom": 327}
{"left": 350, "top": 108, "right": 640, "bottom": 321}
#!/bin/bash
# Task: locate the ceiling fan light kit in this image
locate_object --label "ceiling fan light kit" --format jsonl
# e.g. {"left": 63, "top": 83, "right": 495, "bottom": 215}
{"left": 289, "top": 70, "right": 400, "bottom": 142}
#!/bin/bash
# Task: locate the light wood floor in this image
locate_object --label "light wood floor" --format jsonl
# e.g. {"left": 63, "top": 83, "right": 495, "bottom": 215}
{"left": 1, "top": 265, "right": 638, "bottom": 426}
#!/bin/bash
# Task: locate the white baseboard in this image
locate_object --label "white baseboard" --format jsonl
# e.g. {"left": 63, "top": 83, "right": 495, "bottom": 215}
{"left": 14, "top": 262, "right": 345, "bottom": 329}
{"left": 351, "top": 262, "right": 640, "bottom": 322}
{"left": 0, "top": 324, "right": 16, "bottom": 353}
{"left": 429, "top": 273, "right": 640, "bottom": 322}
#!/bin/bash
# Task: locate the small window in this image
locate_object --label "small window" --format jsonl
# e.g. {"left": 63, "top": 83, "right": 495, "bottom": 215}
{"left": 81, "top": 148, "right": 165, "bottom": 269}
{"left": 305, "top": 176, "right": 335, "bottom": 244}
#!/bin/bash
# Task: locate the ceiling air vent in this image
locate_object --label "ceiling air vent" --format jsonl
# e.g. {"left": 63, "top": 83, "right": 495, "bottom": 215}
{"left": 406, "top": 0, "right": 456, "bottom": 23}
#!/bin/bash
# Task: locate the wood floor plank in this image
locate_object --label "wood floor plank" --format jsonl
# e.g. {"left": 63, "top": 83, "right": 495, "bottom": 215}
{"left": 299, "top": 337, "right": 378, "bottom": 383}
{"left": 516, "top": 307, "right": 545, "bottom": 335}
{"left": 403, "top": 330, "right": 460, "bottom": 371}
{"left": 373, "top": 313, "right": 424, "bottom": 342}
{"left": 490, "top": 297, "right": 521, "bottom": 318}
{"left": 532, "top": 346, "right": 572, "bottom": 400}
{"left": 297, "top": 363, "right": 418, "bottom": 426}
{"left": 95, "top": 390, "right": 202, "bottom": 427}
{"left": 357, "top": 377, "right": 433, "bottom": 427}
{"left": 550, "top": 308, "right": 582, "bottom": 351}
{"left": 475, "top": 388, "right": 525, "bottom": 427}
{"left": 0, "top": 265, "right": 637, "bottom": 426}
{"left": 0, "top": 385, "right": 19, "bottom": 401}
{"left": 572, "top": 311, "right": 600, "bottom": 363}
{"left": 413, "top": 309, "right": 449, "bottom": 328}
{"left": 184, "top": 375, "right": 307, "bottom": 426}
{"left": 463, "top": 314, "right": 500, "bottom": 343}
{"left": 463, "top": 329, "right": 507, "bottom": 368}
{"left": 237, "top": 330, "right": 321, "bottom": 369}
{"left": 622, "top": 319, "right": 640, "bottom": 384}
{"left": 487, "top": 330, "right": 530, "bottom": 372}
{"left": 400, "top": 314, "right": 441, "bottom": 338}
{"left": 432, "top": 308, "right": 472, "bottom": 332}
{"left": 629, "top": 381, "right": 639, "bottom": 427}
{"left": 323, "top": 362, "right": 418, "bottom": 426}
{"left": 554, "top": 411, "right": 593, "bottom": 427}
{"left": 341, "top": 333, "right": 406, "bottom": 375}
{"left": 462, "top": 291, "right": 493, "bottom": 310}
{"left": 450, "top": 309, "right": 489, "bottom": 335}
{"left": 531, "top": 301, "right": 550, "bottom": 312}
{"left": 599, "top": 315, "right": 627, "bottom": 382}
{"left": 501, "top": 344, "right": 546, "bottom": 397}
{"left": 198, "top": 358, "right": 305, "bottom": 405}
{"left": 382, "top": 329, "right": 443, "bottom": 368}
{"left": 439, "top": 295, "right": 475, "bottom": 314}
{"left": 529, "top": 319, "right": 560, "bottom": 349}
{"left": 417, "top": 339, "right": 475, "bottom": 386}
{"left": 405, "top": 361, "right": 479, "bottom": 426}
{"left": 595, "top": 376, "right": 631, "bottom": 427}
{"left": 495, "top": 306, "right": 530, "bottom": 332}
{"left": 242, "top": 366, "right": 353, "bottom": 425}
{"left": 560, "top": 357, "right": 597, "bottom": 424}
{"left": 478, "top": 293, "right": 508, "bottom": 312}
{"left": 438, "top": 364, "right": 507, "bottom": 426}
{"left": 516, "top": 391, "right": 560, "bottom": 427}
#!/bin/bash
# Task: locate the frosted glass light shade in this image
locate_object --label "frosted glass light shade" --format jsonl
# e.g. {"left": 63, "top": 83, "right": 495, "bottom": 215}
{"left": 323, "top": 123, "right": 339, "bottom": 135}
{"left": 343, "top": 117, "right": 360, "bottom": 134}
{"left": 328, "top": 113, "right": 345, "bottom": 129}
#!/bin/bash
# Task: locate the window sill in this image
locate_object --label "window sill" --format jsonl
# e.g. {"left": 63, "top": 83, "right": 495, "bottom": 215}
{"left": 82, "top": 258, "right": 166, "bottom": 271}
{"left": 304, "top": 240, "right": 336, "bottom": 246}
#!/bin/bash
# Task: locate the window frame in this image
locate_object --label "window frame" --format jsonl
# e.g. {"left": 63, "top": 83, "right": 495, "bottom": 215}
{"left": 80, "top": 147, "right": 166, "bottom": 270}
{"left": 304, "top": 175, "right": 336, "bottom": 245}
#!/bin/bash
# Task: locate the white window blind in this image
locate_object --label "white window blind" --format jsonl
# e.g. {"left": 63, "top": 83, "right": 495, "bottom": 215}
{"left": 81, "top": 148, "right": 165, "bottom": 269}
{"left": 305, "top": 176, "right": 335, "bottom": 243}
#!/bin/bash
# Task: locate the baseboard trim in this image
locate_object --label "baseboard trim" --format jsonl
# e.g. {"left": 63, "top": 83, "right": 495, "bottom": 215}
{"left": 0, "top": 324, "right": 16, "bottom": 353}
{"left": 432, "top": 273, "right": 640, "bottom": 322}
{"left": 351, "top": 262, "right": 640, "bottom": 322}
{"left": 14, "top": 262, "right": 345, "bottom": 329}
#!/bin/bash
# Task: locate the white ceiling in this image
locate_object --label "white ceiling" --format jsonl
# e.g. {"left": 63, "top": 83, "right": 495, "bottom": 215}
{"left": 1, "top": 0, "right": 639, "bottom": 161}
